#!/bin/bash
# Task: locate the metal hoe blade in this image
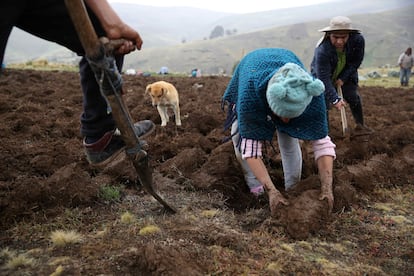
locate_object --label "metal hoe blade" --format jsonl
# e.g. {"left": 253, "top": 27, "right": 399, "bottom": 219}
{"left": 337, "top": 85, "right": 348, "bottom": 137}
{"left": 64, "top": 0, "right": 176, "bottom": 213}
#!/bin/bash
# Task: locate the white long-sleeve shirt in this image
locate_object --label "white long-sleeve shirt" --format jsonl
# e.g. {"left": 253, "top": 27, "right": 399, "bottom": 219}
{"left": 398, "top": 53, "right": 414, "bottom": 69}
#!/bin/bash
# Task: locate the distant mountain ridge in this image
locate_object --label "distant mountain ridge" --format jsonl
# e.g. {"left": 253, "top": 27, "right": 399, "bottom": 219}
{"left": 4, "top": 0, "right": 413, "bottom": 74}
{"left": 124, "top": 5, "right": 413, "bottom": 74}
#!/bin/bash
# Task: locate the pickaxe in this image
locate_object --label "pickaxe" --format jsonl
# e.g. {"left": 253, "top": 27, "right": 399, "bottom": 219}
{"left": 64, "top": 0, "right": 176, "bottom": 213}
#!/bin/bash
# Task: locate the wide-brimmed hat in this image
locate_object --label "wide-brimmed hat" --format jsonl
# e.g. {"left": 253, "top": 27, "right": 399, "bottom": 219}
{"left": 318, "top": 16, "right": 360, "bottom": 32}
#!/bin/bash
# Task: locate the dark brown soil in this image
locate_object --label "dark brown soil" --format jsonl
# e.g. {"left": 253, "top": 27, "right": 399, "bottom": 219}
{"left": 0, "top": 69, "right": 413, "bottom": 275}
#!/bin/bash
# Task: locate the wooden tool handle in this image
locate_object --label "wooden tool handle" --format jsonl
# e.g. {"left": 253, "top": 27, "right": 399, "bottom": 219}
{"left": 64, "top": 0, "right": 102, "bottom": 59}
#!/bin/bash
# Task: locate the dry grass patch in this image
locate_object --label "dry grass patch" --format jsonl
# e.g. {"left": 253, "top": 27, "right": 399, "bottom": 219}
{"left": 50, "top": 230, "right": 83, "bottom": 247}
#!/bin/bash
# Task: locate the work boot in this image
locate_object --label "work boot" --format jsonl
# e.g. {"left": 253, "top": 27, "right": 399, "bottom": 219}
{"left": 352, "top": 124, "right": 374, "bottom": 137}
{"left": 84, "top": 120, "right": 155, "bottom": 166}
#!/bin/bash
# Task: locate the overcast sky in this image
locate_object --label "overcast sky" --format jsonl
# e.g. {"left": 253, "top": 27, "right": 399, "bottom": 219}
{"left": 108, "top": 0, "right": 337, "bottom": 14}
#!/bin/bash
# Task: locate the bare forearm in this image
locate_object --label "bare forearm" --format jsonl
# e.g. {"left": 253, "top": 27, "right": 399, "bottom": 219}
{"left": 83, "top": 0, "right": 143, "bottom": 51}
{"left": 317, "top": 155, "right": 333, "bottom": 188}
{"left": 246, "top": 157, "right": 278, "bottom": 194}
{"left": 84, "top": 0, "right": 123, "bottom": 30}
{"left": 317, "top": 155, "right": 334, "bottom": 212}
{"left": 245, "top": 157, "right": 289, "bottom": 215}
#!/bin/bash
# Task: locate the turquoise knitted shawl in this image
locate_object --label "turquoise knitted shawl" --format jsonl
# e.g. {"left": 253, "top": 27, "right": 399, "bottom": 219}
{"left": 222, "top": 48, "right": 328, "bottom": 141}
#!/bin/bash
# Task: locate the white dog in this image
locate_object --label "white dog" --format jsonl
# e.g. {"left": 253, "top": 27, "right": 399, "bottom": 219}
{"left": 145, "top": 81, "right": 181, "bottom": 126}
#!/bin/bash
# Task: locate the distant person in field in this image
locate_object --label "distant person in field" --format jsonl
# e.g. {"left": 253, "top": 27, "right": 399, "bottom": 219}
{"left": 222, "top": 48, "right": 336, "bottom": 216}
{"left": 397, "top": 47, "right": 414, "bottom": 87}
{"left": 0, "top": 0, "right": 155, "bottom": 167}
{"left": 311, "top": 16, "right": 373, "bottom": 136}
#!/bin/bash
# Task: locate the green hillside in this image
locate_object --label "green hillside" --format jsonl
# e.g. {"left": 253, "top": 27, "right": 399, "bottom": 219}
{"left": 4, "top": 3, "right": 413, "bottom": 75}
{"left": 123, "top": 5, "right": 414, "bottom": 74}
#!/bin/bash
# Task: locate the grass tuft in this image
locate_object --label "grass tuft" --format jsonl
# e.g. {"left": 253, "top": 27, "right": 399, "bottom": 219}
{"left": 139, "top": 225, "right": 161, "bottom": 235}
{"left": 50, "top": 265, "right": 64, "bottom": 276}
{"left": 201, "top": 209, "right": 219, "bottom": 218}
{"left": 4, "top": 254, "right": 36, "bottom": 270}
{"left": 50, "top": 230, "right": 83, "bottom": 247}
{"left": 120, "top": 211, "right": 136, "bottom": 224}
{"left": 99, "top": 185, "right": 122, "bottom": 202}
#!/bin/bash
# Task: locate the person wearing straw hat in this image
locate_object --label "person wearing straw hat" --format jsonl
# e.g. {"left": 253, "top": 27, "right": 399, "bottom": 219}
{"left": 311, "top": 16, "right": 373, "bottom": 136}
{"left": 222, "top": 48, "right": 336, "bottom": 216}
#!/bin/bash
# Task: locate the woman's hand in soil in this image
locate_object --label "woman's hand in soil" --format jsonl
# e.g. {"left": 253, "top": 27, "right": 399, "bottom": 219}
{"left": 268, "top": 189, "right": 289, "bottom": 217}
{"left": 319, "top": 187, "right": 334, "bottom": 214}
